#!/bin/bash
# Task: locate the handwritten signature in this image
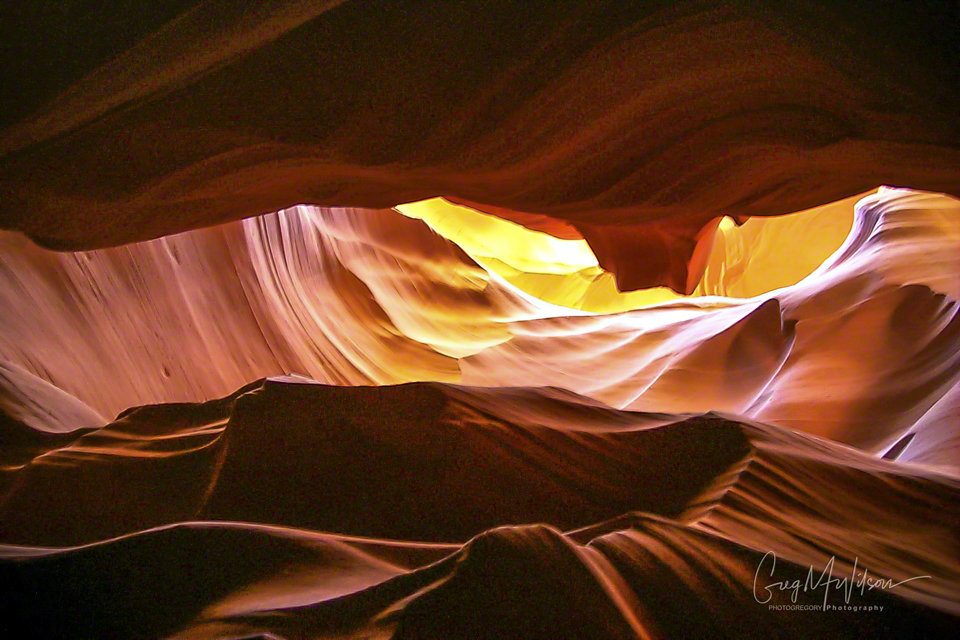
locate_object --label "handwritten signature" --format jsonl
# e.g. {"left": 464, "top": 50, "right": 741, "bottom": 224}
{"left": 753, "top": 551, "right": 931, "bottom": 610}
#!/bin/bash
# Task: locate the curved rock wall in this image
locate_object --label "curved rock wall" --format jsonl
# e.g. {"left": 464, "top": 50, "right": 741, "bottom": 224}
{"left": 2, "top": 1, "right": 958, "bottom": 291}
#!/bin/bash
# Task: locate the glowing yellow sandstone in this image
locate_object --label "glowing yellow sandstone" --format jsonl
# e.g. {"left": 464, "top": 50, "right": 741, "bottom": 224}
{"left": 398, "top": 193, "right": 866, "bottom": 311}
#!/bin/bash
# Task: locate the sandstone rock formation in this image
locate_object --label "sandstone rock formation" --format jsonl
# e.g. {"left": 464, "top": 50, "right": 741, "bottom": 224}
{"left": 1, "top": 2, "right": 958, "bottom": 638}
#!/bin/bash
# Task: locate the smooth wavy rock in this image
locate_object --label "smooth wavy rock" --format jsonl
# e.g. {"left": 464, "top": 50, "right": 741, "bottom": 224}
{"left": 1, "top": 377, "right": 958, "bottom": 638}
{"left": 399, "top": 191, "right": 863, "bottom": 310}
{"left": 2, "top": 1, "right": 959, "bottom": 291}
{"left": 1, "top": 189, "right": 957, "bottom": 462}
{"left": 0, "top": 362, "right": 106, "bottom": 497}
{"left": 0, "top": 204, "right": 548, "bottom": 418}
{"left": 3, "top": 4, "right": 959, "bottom": 636}
{"left": 888, "top": 379, "right": 960, "bottom": 473}
{"left": 462, "top": 188, "right": 960, "bottom": 455}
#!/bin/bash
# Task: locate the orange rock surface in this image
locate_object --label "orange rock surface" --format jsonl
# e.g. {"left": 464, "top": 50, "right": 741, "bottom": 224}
{"left": 1, "top": 3, "right": 959, "bottom": 637}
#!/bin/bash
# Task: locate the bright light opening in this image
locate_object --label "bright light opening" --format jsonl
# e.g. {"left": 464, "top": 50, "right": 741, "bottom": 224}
{"left": 397, "top": 192, "right": 870, "bottom": 312}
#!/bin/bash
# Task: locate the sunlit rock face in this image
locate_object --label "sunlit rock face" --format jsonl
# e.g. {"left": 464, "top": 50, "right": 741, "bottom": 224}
{"left": 2, "top": 188, "right": 957, "bottom": 457}
{"left": 398, "top": 192, "right": 866, "bottom": 310}
{"left": 2, "top": 2, "right": 960, "bottom": 638}
{"left": 1, "top": 187, "right": 959, "bottom": 637}
{"left": 1, "top": 188, "right": 958, "bottom": 636}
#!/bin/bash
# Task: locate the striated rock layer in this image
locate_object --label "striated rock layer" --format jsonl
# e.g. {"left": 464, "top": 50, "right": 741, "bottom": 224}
{"left": 1, "top": 188, "right": 958, "bottom": 465}
{"left": 0, "top": 186, "right": 958, "bottom": 637}
{"left": 2, "top": 1, "right": 959, "bottom": 291}
{"left": 2, "top": 4, "right": 959, "bottom": 636}
{"left": 1, "top": 377, "right": 958, "bottom": 638}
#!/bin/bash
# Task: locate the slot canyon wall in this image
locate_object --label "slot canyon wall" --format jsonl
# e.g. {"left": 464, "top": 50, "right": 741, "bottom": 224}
{"left": 1, "top": 2, "right": 959, "bottom": 638}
